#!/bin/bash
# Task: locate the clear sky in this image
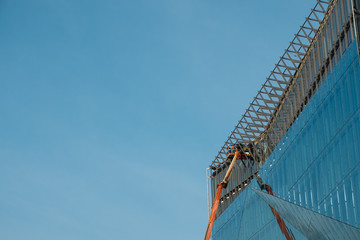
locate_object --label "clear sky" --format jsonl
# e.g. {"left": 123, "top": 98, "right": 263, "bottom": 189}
{"left": 0, "top": 1, "right": 316, "bottom": 239}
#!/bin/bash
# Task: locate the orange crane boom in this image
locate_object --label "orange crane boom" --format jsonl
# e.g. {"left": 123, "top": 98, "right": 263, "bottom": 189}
{"left": 204, "top": 150, "right": 240, "bottom": 240}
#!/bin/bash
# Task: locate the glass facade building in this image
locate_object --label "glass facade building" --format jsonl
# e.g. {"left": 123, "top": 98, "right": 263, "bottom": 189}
{"left": 207, "top": 0, "right": 360, "bottom": 239}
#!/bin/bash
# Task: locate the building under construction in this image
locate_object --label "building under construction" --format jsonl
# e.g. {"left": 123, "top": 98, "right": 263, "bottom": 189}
{"left": 205, "top": 0, "right": 360, "bottom": 239}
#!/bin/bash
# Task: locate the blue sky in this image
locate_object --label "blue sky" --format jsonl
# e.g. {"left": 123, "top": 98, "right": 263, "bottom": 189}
{"left": 0, "top": 1, "right": 316, "bottom": 239}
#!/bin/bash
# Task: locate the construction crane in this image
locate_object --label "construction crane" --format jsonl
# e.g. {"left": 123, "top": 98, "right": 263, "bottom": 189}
{"left": 204, "top": 143, "right": 295, "bottom": 240}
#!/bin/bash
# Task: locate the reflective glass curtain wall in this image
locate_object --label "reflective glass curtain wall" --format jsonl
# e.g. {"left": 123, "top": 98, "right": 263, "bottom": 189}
{"left": 211, "top": 0, "right": 360, "bottom": 239}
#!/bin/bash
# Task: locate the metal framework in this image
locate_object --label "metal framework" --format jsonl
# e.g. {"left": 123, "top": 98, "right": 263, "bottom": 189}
{"left": 208, "top": 0, "right": 360, "bottom": 216}
{"left": 210, "top": 0, "right": 331, "bottom": 168}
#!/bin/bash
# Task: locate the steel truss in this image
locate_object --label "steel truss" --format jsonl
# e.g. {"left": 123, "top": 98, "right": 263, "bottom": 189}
{"left": 210, "top": 0, "right": 332, "bottom": 169}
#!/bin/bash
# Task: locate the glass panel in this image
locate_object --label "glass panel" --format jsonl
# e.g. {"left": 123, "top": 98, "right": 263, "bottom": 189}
{"left": 253, "top": 188, "right": 360, "bottom": 240}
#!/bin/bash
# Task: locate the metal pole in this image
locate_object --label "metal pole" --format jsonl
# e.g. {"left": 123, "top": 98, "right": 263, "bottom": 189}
{"left": 206, "top": 168, "right": 211, "bottom": 218}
